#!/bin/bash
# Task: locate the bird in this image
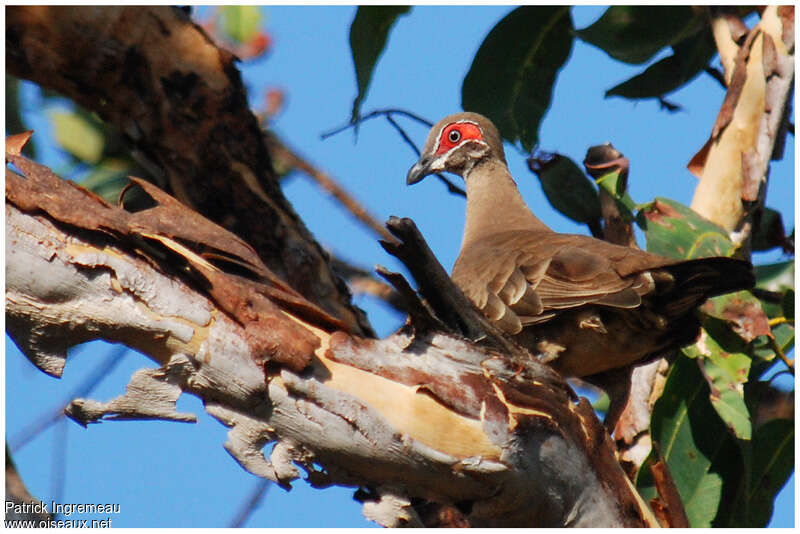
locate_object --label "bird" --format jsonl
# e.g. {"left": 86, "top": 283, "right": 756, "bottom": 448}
{"left": 406, "top": 111, "right": 754, "bottom": 379}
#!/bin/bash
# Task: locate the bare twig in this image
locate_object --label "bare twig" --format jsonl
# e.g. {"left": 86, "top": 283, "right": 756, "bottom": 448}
{"left": 321, "top": 108, "right": 466, "bottom": 197}
{"left": 376, "top": 266, "right": 448, "bottom": 333}
{"left": 229, "top": 478, "right": 271, "bottom": 527}
{"left": 657, "top": 97, "right": 682, "bottom": 113}
{"left": 769, "top": 317, "right": 794, "bottom": 327}
{"left": 704, "top": 66, "right": 728, "bottom": 89}
{"left": 9, "top": 345, "right": 128, "bottom": 452}
{"left": 329, "top": 256, "right": 407, "bottom": 313}
{"left": 264, "top": 132, "right": 397, "bottom": 244}
{"left": 51, "top": 419, "right": 68, "bottom": 512}
{"left": 769, "top": 335, "right": 795, "bottom": 373}
{"left": 320, "top": 108, "right": 433, "bottom": 139}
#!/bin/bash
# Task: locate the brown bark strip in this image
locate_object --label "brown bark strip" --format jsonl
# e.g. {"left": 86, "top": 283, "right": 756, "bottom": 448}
{"left": 709, "top": 29, "right": 761, "bottom": 142}
{"left": 5, "top": 6, "right": 369, "bottom": 335}
{"left": 649, "top": 454, "right": 690, "bottom": 528}
{"left": 6, "top": 145, "right": 342, "bottom": 371}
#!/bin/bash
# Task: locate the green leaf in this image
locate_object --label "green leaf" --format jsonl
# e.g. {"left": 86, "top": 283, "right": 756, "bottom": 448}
{"left": 592, "top": 392, "right": 610, "bottom": 413}
{"left": 50, "top": 110, "right": 105, "bottom": 164}
{"left": 79, "top": 158, "right": 131, "bottom": 200}
{"left": 219, "top": 6, "right": 262, "bottom": 44}
{"left": 754, "top": 260, "right": 795, "bottom": 292}
{"left": 752, "top": 207, "right": 788, "bottom": 252}
{"left": 606, "top": 28, "right": 716, "bottom": 99}
{"left": 700, "top": 290, "right": 771, "bottom": 343}
{"left": 636, "top": 355, "right": 742, "bottom": 527}
{"left": 595, "top": 169, "right": 637, "bottom": 220}
{"left": 79, "top": 159, "right": 155, "bottom": 212}
{"left": 771, "top": 323, "right": 795, "bottom": 355}
{"left": 736, "top": 419, "right": 794, "bottom": 526}
{"left": 462, "top": 6, "right": 573, "bottom": 151}
{"left": 638, "top": 197, "right": 736, "bottom": 259}
{"left": 683, "top": 317, "right": 752, "bottom": 440}
{"left": 528, "top": 153, "right": 601, "bottom": 227}
{"left": 575, "top": 6, "right": 702, "bottom": 65}
{"left": 349, "top": 6, "right": 410, "bottom": 122}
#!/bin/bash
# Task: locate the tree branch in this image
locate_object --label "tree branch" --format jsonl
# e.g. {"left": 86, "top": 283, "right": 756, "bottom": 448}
{"left": 6, "top": 142, "right": 658, "bottom": 527}
{"left": 263, "top": 131, "right": 397, "bottom": 243}
{"left": 690, "top": 6, "right": 795, "bottom": 241}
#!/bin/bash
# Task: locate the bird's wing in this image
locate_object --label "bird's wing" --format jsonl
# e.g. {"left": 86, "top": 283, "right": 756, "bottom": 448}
{"left": 452, "top": 231, "right": 667, "bottom": 334}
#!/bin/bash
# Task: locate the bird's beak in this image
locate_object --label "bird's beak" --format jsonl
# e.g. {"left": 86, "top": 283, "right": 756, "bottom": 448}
{"left": 406, "top": 155, "right": 434, "bottom": 185}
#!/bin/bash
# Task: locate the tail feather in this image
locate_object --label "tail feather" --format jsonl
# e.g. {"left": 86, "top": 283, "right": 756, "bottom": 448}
{"left": 656, "top": 257, "right": 754, "bottom": 318}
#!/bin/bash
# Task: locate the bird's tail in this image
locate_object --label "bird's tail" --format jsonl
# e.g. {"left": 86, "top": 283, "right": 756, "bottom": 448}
{"left": 656, "top": 257, "right": 755, "bottom": 318}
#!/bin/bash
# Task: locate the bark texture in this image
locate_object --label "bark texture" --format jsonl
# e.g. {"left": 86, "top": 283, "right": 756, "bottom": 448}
{"left": 690, "top": 6, "right": 794, "bottom": 239}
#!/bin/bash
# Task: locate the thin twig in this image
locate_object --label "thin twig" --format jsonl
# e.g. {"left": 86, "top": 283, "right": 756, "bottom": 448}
{"left": 329, "top": 256, "right": 407, "bottom": 313}
{"left": 704, "top": 66, "right": 728, "bottom": 89}
{"left": 229, "top": 478, "right": 271, "bottom": 527}
{"left": 769, "top": 316, "right": 794, "bottom": 327}
{"left": 385, "top": 114, "right": 422, "bottom": 157}
{"left": 321, "top": 108, "right": 466, "bottom": 197}
{"left": 9, "top": 345, "right": 128, "bottom": 452}
{"left": 320, "top": 108, "right": 433, "bottom": 140}
{"left": 769, "top": 335, "right": 794, "bottom": 374}
{"left": 51, "top": 419, "right": 68, "bottom": 514}
{"left": 265, "top": 133, "right": 397, "bottom": 244}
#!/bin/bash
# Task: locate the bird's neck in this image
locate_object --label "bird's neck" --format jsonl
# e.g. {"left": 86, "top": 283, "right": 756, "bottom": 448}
{"left": 461, "top": 159, "right": 550, "bottom": 247}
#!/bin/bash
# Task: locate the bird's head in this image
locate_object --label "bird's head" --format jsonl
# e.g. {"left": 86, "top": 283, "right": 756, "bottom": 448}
{"left": 407, "top": 112, "right": 506, "bottom": 185}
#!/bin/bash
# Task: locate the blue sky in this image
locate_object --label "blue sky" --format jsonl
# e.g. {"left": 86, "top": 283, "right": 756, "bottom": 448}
{"left": 5, "top": 5, "right": 794, "bottom": 527}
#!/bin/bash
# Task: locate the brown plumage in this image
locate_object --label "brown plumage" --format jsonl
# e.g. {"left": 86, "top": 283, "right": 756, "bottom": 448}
{"left": 407, "top": 112, "right": 754, "bottom": 378}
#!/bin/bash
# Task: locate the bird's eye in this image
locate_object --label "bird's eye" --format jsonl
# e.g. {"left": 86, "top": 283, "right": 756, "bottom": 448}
{"left": 448, "top": 129, "right": 461, "bottom": 143}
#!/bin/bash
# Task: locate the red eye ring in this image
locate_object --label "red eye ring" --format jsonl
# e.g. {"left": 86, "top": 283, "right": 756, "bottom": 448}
{"left": 436, "top": 122, "right": 482, "bottom": 155}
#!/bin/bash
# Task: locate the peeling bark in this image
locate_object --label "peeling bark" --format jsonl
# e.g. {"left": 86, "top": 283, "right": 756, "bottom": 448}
{"left": 690, "top": 6, "right": 794, "bottom": 238}
{"left": 6, "top": 146, "right": 658, "bottom": 527}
